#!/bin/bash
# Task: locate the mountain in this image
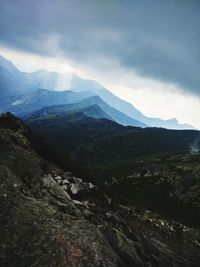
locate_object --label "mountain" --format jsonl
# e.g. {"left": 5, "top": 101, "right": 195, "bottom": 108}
{"left": 27, "top": 111, "right": 200, "bottom": 227}
{"left": 71, "top": 95, "right": 147, "bottom": 127}
{"left": 0, "top": 55, "right": 99, "bottom": 97}
{"left": 0, "top": 55, "right": 23, "bottom": 97}
{"left": 0, "top": 87, "right": 146, "bottom": 127}
{"left": 1, "top": 112, "right": 200, "bottom": 266}
{"left": 0, "top": 55, "right": 93, "bottom": 97}
{"left": 27, "top": 111, "right": 200, "bottom": 177}
{"left": 0, "top": 88, "right": 94, "bottom": 116}
{"left": 21, "top": 69, "right": 90, "bottom": 91}
{"left": 0, "top": 55, "right": 194, "bottom": 129}
{"left": 71, "top": 83, "right": 194, "bottom": 130}
{"left": 30, "top": 104, "right": 113, "bottom": 121}
{"left": 28, "top": 95, "right": 147, "bottom": 127}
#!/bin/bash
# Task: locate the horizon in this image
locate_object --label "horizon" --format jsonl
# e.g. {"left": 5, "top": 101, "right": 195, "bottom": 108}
{"left": 1, "top": 2, "right": 200, "bottom": 264}
{"left": 0, "top": 50, "right": 199, "bottom": 130}
{"left": 1, "top": 0, "right": 200, "bottom": 129}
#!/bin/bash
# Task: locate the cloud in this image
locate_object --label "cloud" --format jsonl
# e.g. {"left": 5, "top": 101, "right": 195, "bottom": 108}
{"left": 1, "top": 45, "right": 200, "bottom": 129}
{"left": 0, "top": 0, "right": 200, "bottom": 95}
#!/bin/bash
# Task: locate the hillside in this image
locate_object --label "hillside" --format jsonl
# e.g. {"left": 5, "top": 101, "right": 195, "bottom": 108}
{"left": 27, "top": 112, "right": 200, "bottom": 175}
{"left": 1, "top": 112, "right": 200, "bottom": 266}
{"left": 26, "top": 112, "right": 200, "bottom": 226}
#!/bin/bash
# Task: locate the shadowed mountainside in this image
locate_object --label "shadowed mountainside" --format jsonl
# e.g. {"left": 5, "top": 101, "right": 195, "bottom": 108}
{"left": 27, "top": 112, "right": 200, "bottom": 173}
{"left": 26, "top": 111, "right": 200, "bottom": 227}
{"left": 1, "top": 112, "right": 200, "bottom": 266}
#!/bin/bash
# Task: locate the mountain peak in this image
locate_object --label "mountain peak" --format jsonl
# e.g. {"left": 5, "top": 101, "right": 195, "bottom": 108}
{"left": 0, "top": 55, "right": 18, "bottom": 72}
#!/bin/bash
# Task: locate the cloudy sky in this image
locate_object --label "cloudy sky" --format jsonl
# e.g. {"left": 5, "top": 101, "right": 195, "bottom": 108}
{"left": 0, "top": 0, "right": 200, "bottom": 128}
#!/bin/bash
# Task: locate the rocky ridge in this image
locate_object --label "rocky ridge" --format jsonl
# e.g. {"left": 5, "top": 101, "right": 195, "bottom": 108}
{"left": 0, "top": 113, "right": 200, "bottom": 266}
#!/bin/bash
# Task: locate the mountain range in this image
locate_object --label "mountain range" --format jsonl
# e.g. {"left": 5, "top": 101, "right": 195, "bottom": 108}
{"left": 27, "top": 94, "right": 147, "bottom": 127}
{"left": 0, "top": 55, "right": 194, "bottom": 129}
{"left": 1, "top": 56, "right": 200, "bottom": 266}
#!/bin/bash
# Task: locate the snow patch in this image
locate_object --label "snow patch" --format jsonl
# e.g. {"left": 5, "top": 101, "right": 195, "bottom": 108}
{"left": 11, "top": 100, "right": 24, "bottom": 106}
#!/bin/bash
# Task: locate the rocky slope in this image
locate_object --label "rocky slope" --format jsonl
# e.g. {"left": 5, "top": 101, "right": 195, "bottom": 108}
{"left": 1, "top": 113, "right": 200, "bottom": 266}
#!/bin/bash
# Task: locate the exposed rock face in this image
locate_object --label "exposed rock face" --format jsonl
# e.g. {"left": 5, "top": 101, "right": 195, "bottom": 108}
{"left": 0, "top": 113, "right": 121, "bottom": 267}
{"left": 0, "top": 113, "right": 200, "bottom": 266}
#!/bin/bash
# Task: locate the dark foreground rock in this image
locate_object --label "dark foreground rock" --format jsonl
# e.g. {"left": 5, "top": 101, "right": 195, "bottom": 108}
{"left": 0, "top": 113, "right": 200, "bottom": 267}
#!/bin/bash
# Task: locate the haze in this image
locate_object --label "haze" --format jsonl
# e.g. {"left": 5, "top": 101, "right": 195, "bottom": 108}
{"left": 1, "top": 0, "right": 200, "bottom": 128}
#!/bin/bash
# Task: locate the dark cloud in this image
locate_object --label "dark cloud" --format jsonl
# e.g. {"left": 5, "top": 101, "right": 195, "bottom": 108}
{"left": 0, "top": 0, "right": 200, "bottom": 94}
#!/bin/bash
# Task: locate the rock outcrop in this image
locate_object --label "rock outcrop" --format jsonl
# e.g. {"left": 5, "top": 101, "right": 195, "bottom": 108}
{"left": 0, "top": 113, "right": 200, "bottom": 266}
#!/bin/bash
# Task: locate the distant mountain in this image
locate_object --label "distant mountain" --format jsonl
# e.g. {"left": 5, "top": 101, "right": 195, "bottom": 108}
{"left": 0, "top": 55, "right": 92, "bottom": 97}
{"left": 0, "top": 55, "right": 23, "bottom": 97}
{"left": 28, "top": 95, "right": 147, "bottom": 127}
{"left": 30, "top": 104, "right": 113, "bottom": 121}
{"left": 0, "top": 55, "right": 99, "bottom": 97}
{"left": 0, "top": 54, "right": 194, "bottom": 129}
{"left": 71, "top": 83, "right": 194, "bottom": 130}
{"left": 73, "top": 95, "right": 147, "bottom": 127}
{"left": 21, "top": 69, "right": 90, "bottom": 91}
{"left": 0, "top": 86, "right": 146, "bottom": 127}
{"left": 0, "top": 88, "right": 93, "bottom": 115}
